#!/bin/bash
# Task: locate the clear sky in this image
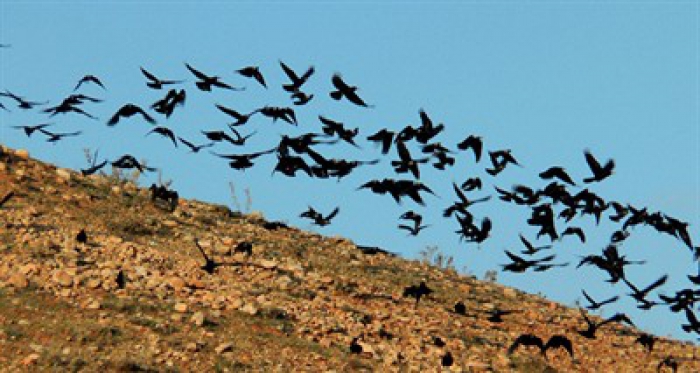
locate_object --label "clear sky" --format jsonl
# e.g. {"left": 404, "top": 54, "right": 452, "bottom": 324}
{"left": 1, "top": 2, "right": 698, "bottom": 341}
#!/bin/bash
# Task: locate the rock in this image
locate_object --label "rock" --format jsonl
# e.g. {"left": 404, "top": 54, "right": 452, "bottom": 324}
{"left": 191, "top": 311, "right": 205, "bottom": 327}
{"left": 7, "top": 273, "right": 29, "bottom": 289}
{"left": 21, "top": 353, "right": 39, "bottom": 366}
{"left": 162, "top": 220, "right": 178, "bottom": 228}
{"left": 173, "top": 303, "right": 188, "bottom": 313}
{"left": 86, "top": 278, "right": 102, "bottom": 289}
{"left": 215, "top": 342, "right": 234, "bottom": 355}
{"left": 503, "top": 288, "right": 517, "bottom": 298}
{"left": 167, "top": 277, "right": 187, "bottom": 291}
{"left": 260, "top": 259, "right": 278, "bottom": 270}
{"left": 53, "top": 270, "right": 73, "bottom": 287}
{"left": 56, "top": 168, "right": 71, "bottom": 181}
{"left": 240, "top": 303, "right": 258, "bottom": 316}
{"left": 14, "top": 149, "right": 29, "bottom": 160}
{"left": 85, "top": 299, "right": 101, "bottom": 310}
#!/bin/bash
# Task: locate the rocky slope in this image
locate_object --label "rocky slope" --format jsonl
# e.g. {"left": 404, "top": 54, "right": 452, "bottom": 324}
{"left": 0, "top": 145, "right": 697, "bottom": 372}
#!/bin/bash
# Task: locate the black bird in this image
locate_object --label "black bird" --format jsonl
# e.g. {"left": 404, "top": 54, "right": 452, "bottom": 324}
{"left": 319, "top": 116, "right": 360, "bottom": 147}
{"left": 635, "top": 333, "right": 656, "bottom": 353}
{"left": 398, "top": 218, "right": 429, "bottom": 236}
{"left": 359, "top": 178, "right": 436, "bottom": 205}
{"left": 38, "top": 129, "right": 82, "bottom": 143}
{"left": 544, "top": 335, "right": 574, "bottom": 359}
{"left": 583, "top": 150, "right": 615, "bottom": 183}
{"left": 151, "top": 89, "right": 186, "bottom": 118}
{"left": 330, "top": 73, "right": 373, "bottom": 107}
{"left": 486, "top": 149, "right": 520, "bottom": 176}
{"left": 518, "top": 234, "right": 552, "bottom": 256}
{"left": 201, "top": 129, "right": 255, "bottom": 146}
{"left": 299, "top": 206, "right": 339, "bottom": 227}
{"left": 140, "top": 67, "right": 183, "bottom": 89}
{"left": 111, "top": 154, "right": 154, "bottom": 174}
{"left": 0, "top": 90, "right": 48, "bottom": 110}
{"left": 577, "top": 309, "right": 603, "bottom": 339}
{"left": 561, "top": 226, "right": 586, "bottom": 243}
{"left": 279, "top": 61, "right": 314, "bottom": 92}
{"left": 460, "top": 177, "right": 482, "bottom": 191}
{"left": 178, "top": 137, "right": 214, "bottom": 153}
{"left": 403, "top": 281, "right": 433, "bottom": 305}
{"left": 195, "top": 239, "right": 221, "bottom": 274}
{"left": 12, "top": 123, "right": 52, "bottom": 137}
{"left": 441, "top": 351, "right": 454, "bottom": 367}
{"left": 414, "top": 109, "right": 445, "bottom": 144}
{"left": 487, "top": 308, "right": 516, "bottom": 323}
{"left": 657, "top": 355, "right": 679, "bottom": 372}
{"left": 578, "top": 245, "right": 645, "bottom": 284}
{"left": 392, "top": 139, "right": 430, "bottom": 179}
{"left": 185, "top": 63, "right": 242, "bottom": 91}
{"left": 76, "top": 229, "right": 88, "bottom": 244}
{"left": 349, "top": 337, "right": 363, "bottom": 354}
{"left": 502, "top": 250, "right": 555, "bottom": 273}
{"left": 0, "top": 191, "right": 13, "bottom": 208}
{"left": 236, "top": 66, "right": 266, "bottom": 88}
{"left": 432, "top": 336, "right": 446, "bottom": 347}
{"left": 602, "top": 312, "right": 635, "bottom": 327}
{"left": 273, "top": 155, "right": 313, "bottom": 177}
{"left": 624, "top": 274, "right": 668, "bottom": 308}
{"left": 81, "top": 159, "right": 108, "bottom": 176}
{"left": 444, "top": 182, "right": 491, "bottom": 217}
{"left": 539, "top": 166, "right": 576, "bottom": 186}
{"left": 115, "top": 270, "right": 126, "bottom": 289}
{"left": 508, "top": 333, "right": 544, "bottom": 355}
{"left": 212, "top": 148, "right": 276, "bottom": 171}
{"left": 74, "top": 75, "right": 105, "bottom": 91}
{"left": 366, "top": 129, "right": 395, "bottom": 155}
{"left": 43, "top": 98, "right": 96, "bottom": 119}
{"left": 581, "top": 290, "right": 618, "bottom": 310}
{"left": 233, "top": 242, "right": 253, "bottom": 256}
{"left": 454, "top": 301, "right": 467, "bottom": 315}
{"left": 257, "top": 106, "right": 297, "bottom": 125}
{"left": 457, "top": 135, "right": 483, "bottom": 162}
{"left": 291, "top": 91, "right": 313, "bottom": 105}
{"left": 108, "top": 104, "right": 155, "bottom": 126}
{"left": 216, "top": 104, "right": 257, "bottom": 126}
{"left": 147, "top": 126, "right": 178, "bottom": 147}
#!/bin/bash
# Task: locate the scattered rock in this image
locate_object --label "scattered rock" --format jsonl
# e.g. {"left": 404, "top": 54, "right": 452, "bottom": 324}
{"left": 21, "top": 353, "right": 39, "bottom": 366}
{"left": 53, "top": 270, "right": 73, "bottom": 287}
{"left": 174, "top": 303, "right": 188, "bottom": 313}
{"left": 215, "top": 342, "right": 234, "bottom": 355}
{"left": 56, "top": 168, "right": 71, "bottom": 181}
{"left": 7, "top": 273, "right": 29, "bottom": 289}
{"left": 14, "top": 149, "right": 30, "bottom": 160}
{"left": 191, "top": 311, "right": 206, "bottom": 327}
{"left": 167, "top": 277, "right": 187, "bottom": 291}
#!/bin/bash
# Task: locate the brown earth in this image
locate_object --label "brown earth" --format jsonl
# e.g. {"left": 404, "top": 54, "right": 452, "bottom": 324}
{"left": 0, "top": 145, "right": 697, "bottom": 372}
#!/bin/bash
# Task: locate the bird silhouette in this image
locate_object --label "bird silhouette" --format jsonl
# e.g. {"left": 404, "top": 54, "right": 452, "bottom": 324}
{"left": 366, "top": 129, "right": 395, "bottom": 155}
{"left": 146, "top": 126, "right": 178, "bottom": 147}
{"left": 216, "top": 104, "right": 257, "bottom": 126}
{"left": 561, "top": 226, "right": 586, "bottom": 243}
{"left": 502, "top": 250, "right": 555, "bottom": 273}
{"left": 635, "top": 333, "right": 656, "bottom": 353}
{"left": 1, "top": 90, "right": 48, "bottom": 109}
{"left": 403, "top": 281, "right": 433, "bottom": 305}
{"left": 38, "top": 129, "right": 82, "bottom": 143}
{"left": 544, "top": 335, "right": 574, "bottom": 359}
{"left": 441, "top": 351, "right": 454, "bottom": 367}
{"left": 518, "top": 234, "right": 552, "bottom": 256}
{"left": 299, "top": 206, "right": 339, "bottom": 227}
{"left": 657, "top": 355, "right": 679, "bottom": 372}
{"left": 330, "top": 74, "right": 372, "bottom": 107}
{"left": 291, "top": 91, "right": 313, "bottom": 105}
{"left": 194, "top": 239, "right": 224, "bottom": 274}
{"left": 257, "top": 106, "right": 297, "bottom": 125}
{"left": 76, "top": 229, "right": 88, "bottom": 244}
{"left": 583, "top": 150, "right": 615, "bottom": 183}
{"left": 581, "top": 289, "right": 618, "bottom": 310}
{"left": 236, "top": 66, "right": 266, "bottom": 88}
{"left": 539, "top": 166, "right": 576, "bottom": 186}
{"left": 111, "top": 154, "right": 155, "bottom": 174}
{"left": 454, "top": 301, "right": 467, "bottom": 315}
{"left": 279, "top": 61, "right": 314, "bottom": 92}
{"left": 151, "top": 89, "right": 186, "bottom": 118}
{"left": 185, "top": 63, "right": 242, "bottom": 91}
{"left": 140, "top": 67, "right": 183, "bottom": 89}
{"left": 349, "top": 337, "right": 363, "bottom": 354}
{"left": 507, "top": 333, "right": 544, "bottom": 355}
{"left": 212, "top": 148, "right": 276, "bottom": 171}
{"left": 107, "top": 104, "right": 156, "bottom": 126}
{"left": 12, "top": 123, "right": 52, "bottom": 137}
{"left": 115, "top": 270, "right": 126, "bottom": 289}
{"left": 178, "top": 137, "right": 214, "bottom": 153}
{"left": 457, "top": 135, "right": 483, "bottom": 162}
{"left": 74, "top": 75, "right": 105, "bottom": 91}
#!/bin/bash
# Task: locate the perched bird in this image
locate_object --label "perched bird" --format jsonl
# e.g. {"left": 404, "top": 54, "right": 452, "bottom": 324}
{"left": 76, "top": 229, "right": 88, "bottom": 244}
{"left": 140, "top": 67, "right": 183, "bottom": 89}
{"left": 454, "top": 301, "right": 467, "bottom": 315}
{"left": 403, "top": 281, "right": 433, "bottom": 305}
{"left": 349, "top": 337, "right": 363, "bottom": 354}
{"left": 330, "top": 73, "right": 373, "bottom": 107}
{"left": 115, "top": 270, "right": 126, "bottom": 289}
{"left": 583, "top": 150, "right": 615, "bottom": 183}
{"left": 236, "top": 66, "right": 266, "bottom": 88}
{"left": 657, "top": 355, "right": 679, "bottom": 372}
{"left": 74, "top": 75, "right": 105, "bottom": 91}
{"left": 107, "top": 104, "right": 156, "bottom": 126}
{"left": 441, "top": 351, "right": 454, "bottom": 367}
{"left": 486, "top": 308, "right": 516, "bottom": 323}
{"left": 185, "top": 63, "right": 242, "bottom": 91}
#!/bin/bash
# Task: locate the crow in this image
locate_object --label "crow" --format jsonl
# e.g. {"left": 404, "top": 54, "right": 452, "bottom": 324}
{"left": 111, "top": 154, "right": 154, "bottom": 173}
{"left": 349, "top": 337, "right": 363, "bottom": 354}
{"left": 577, "top": 309, "right": 603, "bottom": 339}
{"left": 583, "top": 150, "right": 615, "bottom": 183}
{"left": 502, "top": 250, "right": 555, "bottom": 273}
{"left": 236, "top": 66, "right": 266, "bottom": 88}
{"left": 319, "top": 116, "right": 360, "bottom": 147}
{"left": 581, "top": 290, "right": 618, "bottom": 310}
{"left": 257, "top": 106, "right": 297, "bottom": 125}
{"left": 74, "top": 75, "right": 105, "bottom": 91}
{"left": 0, "top": 90, "right": 48, "bottom": 109}
{"left": 212, "top": 148, "right": 276, "bottom": 170}
{"left": 330, "top": 73, "right": 372, "bottom": 107}
{"left": 216, "top": 104, "right": 257, "bottom": 126}
{"left": 185, "top": 63, "right": 242, "bottom": 91}
{"left": 392, "top": 139, "right": 430, "bottom": 179}
{"left": 518, "top": 234, "right": 552, "bottom": 256}
{"left": 561, "top": 226, "right": 586, "bottom": 243}
{"left": 367, "top": 129, "right": 395, "bottom": 155}
{"left": 291, "top": 91, "right": 313, "bottom": 105}
{"left": 460, "top": 177, "right": 482, "bottom": 191}
{"left": 444, "top": 182, "right": 491, "bottom": 217}
{"left": 76, "top": 229, "right": 88, "bottom": 244}
{"left": 441, "top": 351, "right": 454, "bottom": 367}
{"left": 403, "top": 281, "right": 433, "bottom": 305}
{"left": 454, "top": 301, "right": 467, "bottom": 315}
{"left": 140, "top": 67, "right": 183, "bottom": 89}
{"left": 299, "top": 206, "right": 340, "bottom": 227}
{"left": 544, "top": 335, "right": 574, "bottom": 359}
{"left": 38, "top": 129, "right": 82, "bottom": 143}
{"left": 178, "top": 137, "right": 214, "bottom": 153}
{"left": 624, "top": 274, "right": 668, "bottom": 308}
{"left": 12, "top": 123, "right": 52, "bottom": 137}
{"left": 146, "top": 126, "right": 178, "bottom": 147}
{"left": 107, "top": 104, "right": 155, "bottom": 126}
{"left": 279, "top": 61, "right": 314, "bottom": 92}
{"left": 194, "top": 239, "right": 220, "bottom": 274}
{"left": 151, "top": 89, "right": 186, "bottom": 117}
{"left": 539, "top": 166, "right": 576, "bottom": 186}
{"left": 508, "top": 333, "right": 544, "bottom": 355}
{"left": 457, "top": 135, "right": 483, "bottom": 162}
{"left": 635, "top": 333, "right": 656, "bottom": 353}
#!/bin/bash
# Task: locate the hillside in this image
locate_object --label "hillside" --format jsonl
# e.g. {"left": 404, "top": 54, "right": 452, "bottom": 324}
{"left": 0, "top": 145, "right": 697, "bottom": 372}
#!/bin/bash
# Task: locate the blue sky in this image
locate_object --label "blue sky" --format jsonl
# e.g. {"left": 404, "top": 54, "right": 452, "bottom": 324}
{"left": 1, "top": 2, "right": 698, "bottom": 341}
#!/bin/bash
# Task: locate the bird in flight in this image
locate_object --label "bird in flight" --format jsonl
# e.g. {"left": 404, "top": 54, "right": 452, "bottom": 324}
{"left": 108, "top": 103, "right": 156, "bottom": 126}
{"left": 178, "top": 137, "right": 214, "bottom": 153}
{"left": 12, "top": 123, "right": 52, "bottom": 137}
{"left": 581, "top": 289, "right": 618, "bottom": 310}
{"left": 146, "top": 126, "right": 178, "bottom": 147}
{"left": 74, "top": 75, "right": 106, "bottom": 91}
{"left": 279, "top": 61, "right": 314, "bottom": 93}
{"left": 583, "top": 150, "right": 615, "bottom": 183}
{"left": 236, "top": 66, "right": 266, "bottom": 88}
{"left": 299, "top": 206, "right": 340, "bottom": 227}
{"left": 140, "top": 67, "right": 184, "bottom": 89}
{"left": 330, "top": 73, "right": 373, "bottom": 107}
{"left": 185, "top": 63, "right": 242, "bottom": 91}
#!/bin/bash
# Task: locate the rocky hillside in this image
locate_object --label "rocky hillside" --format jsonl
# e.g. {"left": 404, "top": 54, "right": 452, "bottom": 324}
{"left": 0, "top": 145, "right": 697, "bottom": 372}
